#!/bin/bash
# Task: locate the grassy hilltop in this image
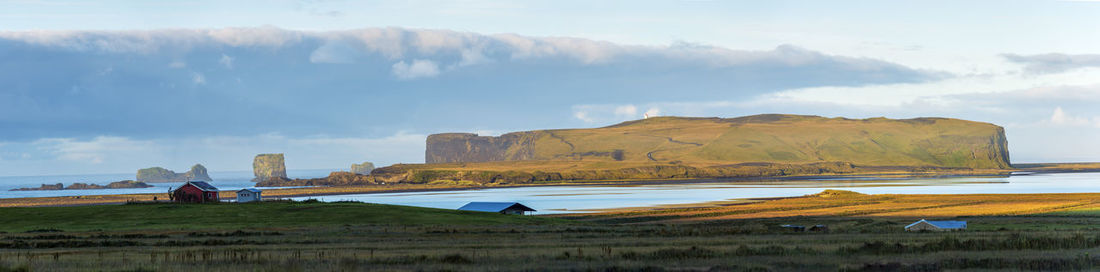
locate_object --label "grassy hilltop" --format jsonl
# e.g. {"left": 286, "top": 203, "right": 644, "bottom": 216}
{"left": 427, "top": 114, "right": 1010, "bottom": 169}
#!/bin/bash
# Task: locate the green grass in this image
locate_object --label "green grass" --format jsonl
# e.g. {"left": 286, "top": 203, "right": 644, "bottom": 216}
{"left": 0, "top": 201, "right": 567, "bottom": 232}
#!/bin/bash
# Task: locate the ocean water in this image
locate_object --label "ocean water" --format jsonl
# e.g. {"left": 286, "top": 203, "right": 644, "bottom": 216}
{"left": 0, "top": 169, "right": 337, "bottom": 199}
{"left": 291, "top": 172, "right": 1100, "bottom": 214}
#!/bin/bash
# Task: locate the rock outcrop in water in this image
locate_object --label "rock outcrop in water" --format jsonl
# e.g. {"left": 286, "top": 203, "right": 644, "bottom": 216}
{"left": 351, "top": 162, "right": 375, "bottom": 175}
{"left": 10, "top": 180, "right": 154, "bottom": 191}
{"left": 136, "top": 164, "right": 212, "bottom": 183}
{"left": 425, "top": 114, "right": 1012, "bottom": 169}
{"left": 253, "top": 154, "right": 288, "bottom": 182}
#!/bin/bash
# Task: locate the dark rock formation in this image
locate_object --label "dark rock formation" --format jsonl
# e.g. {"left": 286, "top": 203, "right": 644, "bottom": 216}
{"left": 351, "top": 162, "right": 375, "bottom": 175}
{"left": 253, "top": 154, "right": 288, "bottom": 182}
{"left": 136, "top": 164, "right": 212, "bottom": 183}
{"left": 10, "top": 183, "right": 64, "bottom": 191}
{"left": 425, "top": 133, "right": 538, "bottom": 163}
{"left": 10, "top": 180, "right": 153, "bottom": 191}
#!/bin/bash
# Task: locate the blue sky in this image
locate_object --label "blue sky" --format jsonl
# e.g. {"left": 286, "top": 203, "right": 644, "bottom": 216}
{"left": 2, "top": 0, "right": 1100, "bottom": 176}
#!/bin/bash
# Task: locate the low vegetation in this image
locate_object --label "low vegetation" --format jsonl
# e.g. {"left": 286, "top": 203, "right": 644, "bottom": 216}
{"left": 4, "top": 192, "right": 1100, "bottom": 270}
{"left": 562, "top": 190, "right": 1100, "bottom": 224}
{"left": 0, "top": 201, "right": 561, "bottom": 232}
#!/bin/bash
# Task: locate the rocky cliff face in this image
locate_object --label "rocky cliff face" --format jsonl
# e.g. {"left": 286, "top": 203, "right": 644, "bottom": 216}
{"left": 136, "top": 164, "right": 213, "bottom": 183}
{"left": 253, "top": 153, "right": 288, "bottom": 182}
{"left": 425, "top": 133, "right": 539, "bottom": 163}
{"left": 424, "top": 114, "right": 1013, "bottom": 169}
{"left": 351, "top": 162, "right": 375, "bottom": 175}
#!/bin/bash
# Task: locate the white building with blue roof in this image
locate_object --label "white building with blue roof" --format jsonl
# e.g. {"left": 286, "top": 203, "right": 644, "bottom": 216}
{"left": 457, "top": 202, "right": 536, "bottom": 215}
{"left": 237, "top": 188, "right": 262, "bottom": 203}
{"left": 905, "top": 219, "right": 967, "bottom": 231}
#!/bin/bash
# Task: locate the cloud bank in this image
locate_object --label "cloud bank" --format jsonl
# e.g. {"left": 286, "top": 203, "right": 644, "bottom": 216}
{"left": 0, "top": 27, "right": 954, "bottom": 175}
{"left": 1003, "top": 53, "right": 1100, "bottom": 74}
{"left": 0, "top": 27, "right": 941, "bottom": 142}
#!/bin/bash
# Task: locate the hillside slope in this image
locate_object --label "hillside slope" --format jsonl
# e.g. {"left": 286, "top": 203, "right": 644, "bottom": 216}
{"left": 427, "top": 114, "right": 1010, "bottom": 169}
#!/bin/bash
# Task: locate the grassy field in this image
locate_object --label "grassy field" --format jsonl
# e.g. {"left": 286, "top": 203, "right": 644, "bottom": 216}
{"left": 0, "top": 201, "right": 562, "bottom": 232}
{"left": 5, "top": 193, "right": 1100, "bottom": 271}
{"left": 562, "top": 190, "right": 1100, "bottom": 224}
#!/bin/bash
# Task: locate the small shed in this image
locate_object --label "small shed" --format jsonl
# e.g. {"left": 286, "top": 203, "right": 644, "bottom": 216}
{"left": 457, "top": 202, "right": 536, "bottom": 215}
{"left": 237, "top": 188, "right": 262, "bottom": 203}
{"left": 170, "top": 181, "right": 220, "bottom": 203}
{"left": 905, "top": 219, "right": 967, "bottom": 231}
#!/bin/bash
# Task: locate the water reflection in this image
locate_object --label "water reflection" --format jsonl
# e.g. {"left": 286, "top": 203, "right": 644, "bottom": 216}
{"left": 292, "top": 172, "right": 1100, "bottom": 214}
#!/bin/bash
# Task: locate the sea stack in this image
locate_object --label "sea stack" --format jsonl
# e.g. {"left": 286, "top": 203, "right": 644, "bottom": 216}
{"left": 136, "top": 164, "right": 213, "bottom": 183}
{"left": 253, "top": 153, "right": 288, "bottom": 182}
{"left": 351, "top": 161, "right": 375, "bottom": 175}
{"left": 186, "top": 164, "right": 211, "bottom": 181}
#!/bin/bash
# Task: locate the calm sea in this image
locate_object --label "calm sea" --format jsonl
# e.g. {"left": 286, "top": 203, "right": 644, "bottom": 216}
{"left": 0, "top": 169, "right": 337, "bottom": 199}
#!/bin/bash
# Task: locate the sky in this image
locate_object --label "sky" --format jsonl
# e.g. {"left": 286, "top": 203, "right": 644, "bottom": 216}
{"left": 2, "top": 0, "right": 1100, "bottom": 176}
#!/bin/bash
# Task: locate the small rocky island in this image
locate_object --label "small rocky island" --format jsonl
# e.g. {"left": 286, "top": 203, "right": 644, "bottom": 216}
{"left": 10, "top": 180, "right": 154, "bottom": 191}
{"left": 253, "top": 153, "right": 288, "bottom": 182}
{"left": 136, "top": 164, "right": 212, "bottom": 183}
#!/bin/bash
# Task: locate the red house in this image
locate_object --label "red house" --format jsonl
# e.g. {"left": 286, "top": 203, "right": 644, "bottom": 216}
{"left": 170, "top": 181, "right": 220, "bottom": 203}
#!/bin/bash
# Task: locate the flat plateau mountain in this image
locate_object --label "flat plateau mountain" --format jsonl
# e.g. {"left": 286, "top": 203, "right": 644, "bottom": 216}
{"left": 426, "top": 114, "right": 1010, "bottom": 169}
{"left": 265, "top": 114, "right": 1013, "bottom": 186}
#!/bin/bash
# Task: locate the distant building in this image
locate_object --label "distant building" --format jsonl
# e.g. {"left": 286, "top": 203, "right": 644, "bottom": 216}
{"left": 457, "top": 202, "right": 536, "bottom": 215}
{"left": 779, "top": 224, "right": 805, "bottom": 231}
{"left": 237, "top": 188, "right": 262, "bottom": 203}
{"left": 170, "top": 181, "right": 220, "bottom": 203}
{"left": 905, "top": 219, "right": 967, "bottom": 231}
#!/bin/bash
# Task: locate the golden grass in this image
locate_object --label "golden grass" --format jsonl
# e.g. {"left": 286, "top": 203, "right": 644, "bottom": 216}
{"left": 565, "top": 191, "right": 1100, "bottom": 224}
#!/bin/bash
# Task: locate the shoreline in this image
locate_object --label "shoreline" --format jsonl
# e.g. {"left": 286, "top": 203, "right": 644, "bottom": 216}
{"left": 0, "top": 168, "right": 1096, "bottom": 208}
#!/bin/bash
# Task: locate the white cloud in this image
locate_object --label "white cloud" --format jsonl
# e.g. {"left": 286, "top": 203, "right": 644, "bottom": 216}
{"left": 308, "top": 38, "right": 361, "bottom": 63}
{"left": 169, "top": 60, "right": 186, "bottom": 68}
{"left": 644, "top": 107, "right": 661, "bottom": 118}
{"left": 206, "top": 26, "right": 303, "bottom": 47}
{"left": 0, "top": 27, "right": 938, "bottom": 82}
{"left": 1049, "top": 107, "right": 1100, "bottom": 127}
{"left": 219, "top": 54, "right": 234, "bottom": 69}
{"left": 191, "top": 72, "right": 206, "bottom": 85}
{"left": 573, "top": 104, "right": 655, "bottom": 124}
{"left": 768, "top": 69, "right": 1100, "bottom": 107}
{"left": 32, "top": 136, "right": 161, "bottom": 164}
{"left": 613, "top": 105, "right": 638, "bottom": 117}
{"left": 573, "top": 111, "right": 595, "bottom": 123}
{"left": 1003, "top": 53, "right": 1100, "bottom": 74}
{"left": 391, "top": 59, "right": 440, "bottom": 80}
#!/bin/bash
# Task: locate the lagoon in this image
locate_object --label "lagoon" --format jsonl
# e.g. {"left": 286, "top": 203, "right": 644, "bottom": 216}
{"left": 292, "top": 172, "right": 1100, "bottom": 214}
